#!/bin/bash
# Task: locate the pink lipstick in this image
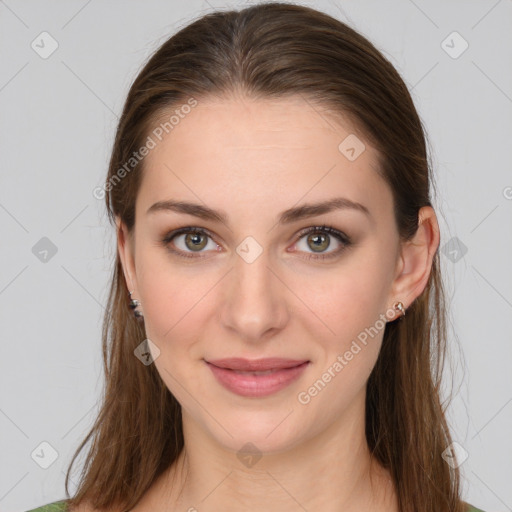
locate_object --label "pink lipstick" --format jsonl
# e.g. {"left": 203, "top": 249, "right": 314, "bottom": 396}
{"left": 205, "top": 358, "right": 309, "bottom": 397}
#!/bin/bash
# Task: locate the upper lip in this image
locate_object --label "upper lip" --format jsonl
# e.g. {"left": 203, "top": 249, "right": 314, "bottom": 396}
{"left": 205, "top": 358, "right": 309, "bottom": 371}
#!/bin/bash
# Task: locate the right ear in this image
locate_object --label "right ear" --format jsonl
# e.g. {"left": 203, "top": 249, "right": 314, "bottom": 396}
{"left": 116, "top": 216, "right": 137, "bottom": 294}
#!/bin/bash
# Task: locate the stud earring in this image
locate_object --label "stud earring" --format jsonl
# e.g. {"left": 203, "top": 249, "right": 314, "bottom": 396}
{"left": 393, "top": 301, "right": 406, "bottom": 319}
{"left": 129, "top": 290, "right": 144, "bottom": 320}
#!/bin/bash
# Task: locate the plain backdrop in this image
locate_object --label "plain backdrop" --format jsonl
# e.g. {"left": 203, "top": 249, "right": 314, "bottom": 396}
{"left": 1, "top": 1, "right": 511, "bottom": 511}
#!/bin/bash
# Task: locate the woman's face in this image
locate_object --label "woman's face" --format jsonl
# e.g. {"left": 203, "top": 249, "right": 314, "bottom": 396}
{"left": 120, "top": 94, "right": 405, "bottom": 454}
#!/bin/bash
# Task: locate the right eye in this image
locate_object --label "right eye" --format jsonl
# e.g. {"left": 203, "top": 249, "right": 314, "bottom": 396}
{"left": 162, "top": 227, "right": 220, "bottom": 259}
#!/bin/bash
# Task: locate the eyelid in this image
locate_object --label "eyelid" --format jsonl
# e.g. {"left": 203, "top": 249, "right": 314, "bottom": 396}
{"left": 294, "top": 225, "right": 350, "bottom": 245}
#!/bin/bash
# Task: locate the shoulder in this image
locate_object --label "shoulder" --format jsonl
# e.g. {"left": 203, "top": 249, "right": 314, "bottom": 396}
{"left": 465, "top": 503, "right": 486, "bottom": 512}
{"left": 24, "top": 499, "right": 97, "bottom": 512}
{"left": 24, "top": 501, "right": 69, "bottom": 512}
{"left": 25, "top": 499, "right": 112, "bottom": 512}
{"left": 26, "top": 498, "right": 487, "bottom": 512}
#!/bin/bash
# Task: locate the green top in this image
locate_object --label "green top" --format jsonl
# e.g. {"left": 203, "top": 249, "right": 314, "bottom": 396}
{"left": 25, "top": 502, "right": 68, "bottom": 512}
{"left": 24, "top": 500, "right": 487, "bottom": 512}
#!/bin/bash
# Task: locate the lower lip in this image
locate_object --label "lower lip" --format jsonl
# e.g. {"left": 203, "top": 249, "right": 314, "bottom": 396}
{"left": 206, "top": 361, "right": 310, "bottom": 397}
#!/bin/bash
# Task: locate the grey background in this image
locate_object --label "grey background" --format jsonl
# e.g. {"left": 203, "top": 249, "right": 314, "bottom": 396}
{"left": 1, "top": 1, "right": 511, "bottom": 511}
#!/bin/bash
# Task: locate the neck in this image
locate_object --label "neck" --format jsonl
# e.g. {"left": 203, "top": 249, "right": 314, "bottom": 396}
{"left": 147, "top": 390, "right": 397, "bottom": 512}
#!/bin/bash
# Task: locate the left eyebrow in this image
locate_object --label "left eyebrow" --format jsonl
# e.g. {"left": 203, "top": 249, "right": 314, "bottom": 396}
{"left": 278, "top": 197, "right": 371, "bottom": 224}
{"left": 146, "top": 197, "right": 371, "bottom": 225}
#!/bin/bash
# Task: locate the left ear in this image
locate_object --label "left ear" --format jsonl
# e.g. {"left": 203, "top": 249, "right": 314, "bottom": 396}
{"left": 388, "top": 206, "right": 440, "bottom": 317}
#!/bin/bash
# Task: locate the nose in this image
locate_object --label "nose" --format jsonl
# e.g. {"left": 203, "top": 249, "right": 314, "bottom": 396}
{"left": 219, "top": 248, "right": 290, "bottom": 343}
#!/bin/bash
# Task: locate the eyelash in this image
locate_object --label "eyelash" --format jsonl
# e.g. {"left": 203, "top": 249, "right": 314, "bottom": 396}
{"left": 161, "top": 225, "right": 352, "bottom": 261}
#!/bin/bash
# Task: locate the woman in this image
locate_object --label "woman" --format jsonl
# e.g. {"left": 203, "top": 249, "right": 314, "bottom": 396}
{"left": 27, "top": 3, "right": 485, "bottom": 511}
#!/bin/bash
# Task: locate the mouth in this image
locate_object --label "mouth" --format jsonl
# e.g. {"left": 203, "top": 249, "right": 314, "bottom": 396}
{"left": 204, "top": 358, "right": 310, "bottom": 397}
{"left": 205, "top": 357, "right": 310, "bottom": 372}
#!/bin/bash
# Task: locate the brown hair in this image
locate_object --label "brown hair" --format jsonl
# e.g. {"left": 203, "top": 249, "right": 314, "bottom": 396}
{"left": 64, "top": 3, "right": 466, "bottom": 511}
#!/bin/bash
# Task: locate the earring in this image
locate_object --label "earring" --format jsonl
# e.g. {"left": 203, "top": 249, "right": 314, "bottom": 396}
{"left": 129, "top": 290, "right": 144, "bottom": 320}
{"left": 393, "top": 301, "right": 406, "bottom": 320}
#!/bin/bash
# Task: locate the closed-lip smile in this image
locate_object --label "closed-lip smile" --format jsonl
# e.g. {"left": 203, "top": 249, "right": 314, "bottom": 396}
{"left": 204, "top": 357, "right": 310, "bottom": 397}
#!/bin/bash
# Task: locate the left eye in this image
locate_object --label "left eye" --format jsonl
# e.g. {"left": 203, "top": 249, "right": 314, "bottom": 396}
{"left": 291, "top": 225, "right": 352, "bottom": 260}
{"left": 162, "top": 225, "right": 351, "bottom": 260}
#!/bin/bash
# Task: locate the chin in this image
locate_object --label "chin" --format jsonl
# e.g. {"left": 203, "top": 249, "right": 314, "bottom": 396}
{"left": 201, "top": 406, "right": 310, "bottom": 456}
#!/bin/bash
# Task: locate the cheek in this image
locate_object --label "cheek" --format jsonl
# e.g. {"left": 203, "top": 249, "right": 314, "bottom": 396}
{"left": 140, "top": 271, "right": 208, "bottom": 343}
{"left": 136, "top": 252, "right": 225, "bottom": 389}
{"left": 296, "top": 253, "right": 390, "bottom": 342}
{"left": 292, "top": 262, "right": 388, "bottom": 417}
{"left": 138, "top": 260, "right": 209, "bottom": 402}
{"left": 135, "top": 244, "right": 204, "bottom": 334}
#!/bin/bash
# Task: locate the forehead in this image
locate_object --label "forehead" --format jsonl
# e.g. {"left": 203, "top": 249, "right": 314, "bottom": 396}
{"left": 136, "top": 95, "right": 392, "bottom": 224}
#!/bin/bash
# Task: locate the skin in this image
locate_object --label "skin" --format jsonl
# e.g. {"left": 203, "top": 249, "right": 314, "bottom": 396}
{"left": 112, "top": 93, "right": 439, "bottom": 512}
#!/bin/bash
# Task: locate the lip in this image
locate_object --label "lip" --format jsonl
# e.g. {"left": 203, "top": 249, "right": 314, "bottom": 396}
{"left": 206, "top": 357, "right": 309, "bottom": 371}
{"left": 205, "top": 358, "right": 310, "bottom": 397}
